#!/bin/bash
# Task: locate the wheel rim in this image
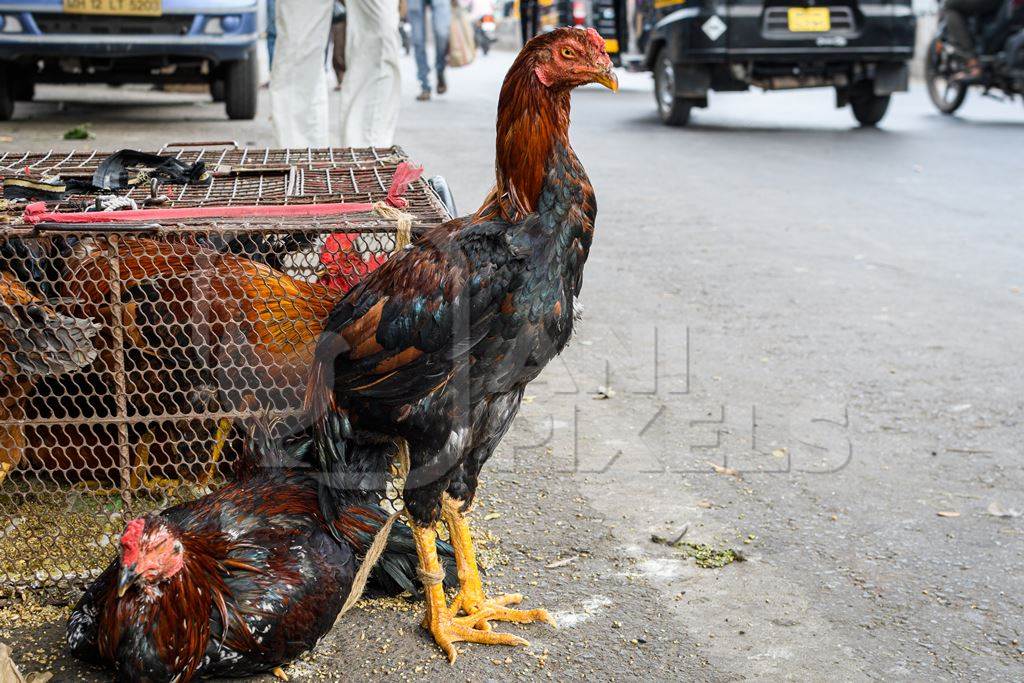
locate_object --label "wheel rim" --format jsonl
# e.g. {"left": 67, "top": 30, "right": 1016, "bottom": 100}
{"left": 931, "top": 70, "right": 962, "bottom": 107}
{"left": 927, "top": 41, "right": 964, "bottom": 109}
{"left": 657, "top": 59, "right": 675, "bottom": 111}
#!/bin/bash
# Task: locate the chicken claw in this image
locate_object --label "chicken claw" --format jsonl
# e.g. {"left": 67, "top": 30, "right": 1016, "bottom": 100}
{"left": 411, "top": 523, "right": 529, "bottom": 662}
{"left": 443, "top": 496, "right": 557, "bottom": 630}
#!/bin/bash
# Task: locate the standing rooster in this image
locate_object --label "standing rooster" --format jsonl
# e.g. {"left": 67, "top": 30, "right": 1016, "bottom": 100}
{"left": 302, "top": 28, "right": 616, "bottom": 661}
{"left": 66, "top": 425, "right": 456, "bottom": 682}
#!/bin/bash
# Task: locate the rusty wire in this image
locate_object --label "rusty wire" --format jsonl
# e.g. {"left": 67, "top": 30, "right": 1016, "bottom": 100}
{"left": 0, "top": 146, "right": 450, "bottom": 588}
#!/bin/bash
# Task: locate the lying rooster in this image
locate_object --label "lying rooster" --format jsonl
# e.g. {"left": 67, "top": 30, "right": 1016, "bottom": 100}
{"left": 66, "top": 424, "right": 456, "bottom": 682}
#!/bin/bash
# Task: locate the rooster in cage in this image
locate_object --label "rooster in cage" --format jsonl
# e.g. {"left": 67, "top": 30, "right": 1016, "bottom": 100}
{"left": 0, "top": 271, "right": 99, "bottom": 485}
{"left": 52, "top": 232, "right": 383, "bottom": 487}
{"left": 297, "top": 28, "right": 617, "bottom": 661}
{"left": 66, "top": 421, "right": 457, "bottom": 682}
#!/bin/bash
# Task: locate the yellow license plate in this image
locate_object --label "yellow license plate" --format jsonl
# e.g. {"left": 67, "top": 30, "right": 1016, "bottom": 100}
{"left": 787, "top": 7, "right": 830, "bottom": 32}
{"left": 63, "top": 0, "right": 162, "bottom": 17}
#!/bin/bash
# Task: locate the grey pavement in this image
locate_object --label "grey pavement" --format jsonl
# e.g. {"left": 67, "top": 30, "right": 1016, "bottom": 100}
{"left": 1, "top": 48, "right": 1022, "bottom": 681}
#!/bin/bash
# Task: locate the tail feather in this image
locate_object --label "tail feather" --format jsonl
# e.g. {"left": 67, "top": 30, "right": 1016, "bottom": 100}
{"left": 299, "top": 368, "right": 393, "bottom": 531}
{"left": 337, "top": 504, "right": 458, "bottom": 596}
{"left": 0, "top": 272, "right": 99, "bottom": 377}
{"left": 240, "top": 413, "right": 391, "bottom": 535}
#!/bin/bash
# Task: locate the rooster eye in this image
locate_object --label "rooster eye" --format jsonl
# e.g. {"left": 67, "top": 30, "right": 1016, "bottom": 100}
{"left": 560, "top": 47, "right": 575, "bottom": 58}
{"left": 172, "top": 541, "right": 183, "bottom": 553}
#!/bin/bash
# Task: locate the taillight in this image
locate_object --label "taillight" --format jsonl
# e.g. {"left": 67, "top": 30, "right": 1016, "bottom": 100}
{"left": 572, "top": 0, "right": 586, "bottom": 24}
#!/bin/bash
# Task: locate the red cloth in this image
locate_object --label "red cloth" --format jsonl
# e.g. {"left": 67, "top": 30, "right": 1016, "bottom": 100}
{"left": 22, "top": 161, "right": 424, "bottom": 225}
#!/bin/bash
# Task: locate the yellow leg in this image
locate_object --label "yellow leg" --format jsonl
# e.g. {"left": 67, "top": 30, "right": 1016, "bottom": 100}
{"left": 411, "top": 522, "right": 529, "bottom": 663}
{"left": 74, "top": 418, "right": 230, "bottom": 497}
{"left": 197, "top": 417, "right": 231, "bottom": 486}
{"left": 442, "top": 495, "right": 556, "bottom": 629}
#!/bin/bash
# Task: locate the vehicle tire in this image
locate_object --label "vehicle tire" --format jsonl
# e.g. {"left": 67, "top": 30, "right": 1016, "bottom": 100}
{"left": 14, "top": 78, "right": 34, "bottom": 102}
{"left": 210, "top": 79, "right": 225, "bottom": 103}
{"left": 925, "top": 37, "right": 967, "bottom": 115}
{"left": 0, "top": 67, "right": 14, "bottom": 121}
{"left": 224, "top": 49, "right": 258, "bottom": 120}
{"left": 850, "top": 92, "right": 891, "bottom": 126}
{"left": 654, "top": 51, "right": 691, "bottom": 127}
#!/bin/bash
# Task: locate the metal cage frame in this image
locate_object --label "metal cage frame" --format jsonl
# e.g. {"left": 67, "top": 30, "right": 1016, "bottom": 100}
{"left": 0, "top": 145, "right": 451, "bottom": 589}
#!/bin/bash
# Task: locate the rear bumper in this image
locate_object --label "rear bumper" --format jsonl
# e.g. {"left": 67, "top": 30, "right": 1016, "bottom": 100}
{"left": 715, "top": 46, "right": 912, "bottom": 58}
{"left": 643, "top": 4, "right": 916, "bottom": 70}
{"left": 0, "top": 5, "right": 257, "bottom": 63}
{"left": 0, "top": 33, "right": 257, "bottom": 61}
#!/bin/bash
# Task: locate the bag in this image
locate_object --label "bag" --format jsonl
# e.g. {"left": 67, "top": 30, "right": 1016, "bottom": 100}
{"left": 448, "top": 4, "right": 476, "bottom": 68}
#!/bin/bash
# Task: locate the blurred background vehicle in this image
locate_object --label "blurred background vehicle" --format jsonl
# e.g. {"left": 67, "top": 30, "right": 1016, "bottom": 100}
{"left": 0, "top": 0, "right": 259, "bottom": 121}
{"left": 473, "top": 1, "right": 498, "bottom": 55}
{"left": 925, "top": 0, "right": 1024, "bottom": 115}
{"left": 588, "top": 0, "right": 916, "bottom": 127}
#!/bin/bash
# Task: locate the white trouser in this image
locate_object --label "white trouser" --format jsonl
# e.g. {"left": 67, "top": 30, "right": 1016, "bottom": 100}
{"left": 270, "top": 0, "right": 332, "bottom": 148}
{"left": 337, "top": 0, "right": 402, "bottom": 147}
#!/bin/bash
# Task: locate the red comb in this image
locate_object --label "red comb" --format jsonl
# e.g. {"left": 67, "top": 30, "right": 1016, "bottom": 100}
{"left": 320, "top": 232, "right": 359, "bottom": 268}
{"left": 121, "top": 518, "right": 145, "bottom": 566}
{"left": 585, "top": 27, "right": 605, "bottom": 52}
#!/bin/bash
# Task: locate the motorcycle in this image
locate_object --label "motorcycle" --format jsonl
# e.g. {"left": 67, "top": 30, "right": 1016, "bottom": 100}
{"left": 475, "top": 14, "right": 497, "bottom": 55}
{"left": 926, "top": 0, "right": 1024, "bottom": 114}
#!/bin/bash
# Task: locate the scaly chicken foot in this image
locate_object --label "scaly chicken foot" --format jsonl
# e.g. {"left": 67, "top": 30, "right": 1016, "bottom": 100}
{"left": 441, "top": 495, "right": 557, "bottom": 630}
{"left": 411, "top": 523, "right": 528, "bottom": 663}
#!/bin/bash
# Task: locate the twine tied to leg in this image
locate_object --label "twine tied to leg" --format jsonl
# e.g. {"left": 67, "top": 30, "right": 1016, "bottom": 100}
{"left": 334, "top": 439, "right": 411, "bottom": 622}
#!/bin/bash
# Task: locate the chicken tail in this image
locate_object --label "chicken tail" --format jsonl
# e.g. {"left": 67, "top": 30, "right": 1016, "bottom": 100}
{"left": 240, "top": 405, "right": 391, "bottom": 535}
{"left": 0, "top": 271, "right": 99, "bottom": 377}
{"left": 298, "top": 363, "right": 393, "bottom": 532}
{"left": 335, "top": 504, "right": 458, "bottom": 597}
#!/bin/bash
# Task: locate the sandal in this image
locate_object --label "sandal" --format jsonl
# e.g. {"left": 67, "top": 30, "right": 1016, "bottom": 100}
{"left": 953, "top": 58, "right": 982, "bottom": 82}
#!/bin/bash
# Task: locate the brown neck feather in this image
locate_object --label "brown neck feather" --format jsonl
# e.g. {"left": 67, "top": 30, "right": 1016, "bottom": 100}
{"left": 477, "top": 49, "right": 572, "bottom": 223}
{"left": 99, "top": 532, "right": 259, "bottom": 679}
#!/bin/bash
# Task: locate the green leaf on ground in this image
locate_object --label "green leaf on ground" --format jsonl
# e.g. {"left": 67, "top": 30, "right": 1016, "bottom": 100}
{"left": 63, "top": 124, "right": 93, "bottom": 140}
{"left": 651, "top": 534, "right": 746, "bottom": 569}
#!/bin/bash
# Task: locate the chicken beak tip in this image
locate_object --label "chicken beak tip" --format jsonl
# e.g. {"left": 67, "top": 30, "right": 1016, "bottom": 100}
{"left": 596, "top": 69, "right": 619, "bottom": 93}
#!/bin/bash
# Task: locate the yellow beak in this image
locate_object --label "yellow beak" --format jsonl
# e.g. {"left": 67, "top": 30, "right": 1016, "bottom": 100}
{"left": 594, "top": 68, "right": 619, "bottom": 93}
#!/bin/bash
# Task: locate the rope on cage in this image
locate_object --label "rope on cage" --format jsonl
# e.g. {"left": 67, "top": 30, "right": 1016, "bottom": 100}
{"left": 372, "top": 201, "right": 414, "bottom": 252}
{"left": 335, "top": 439, "right": 411, "bottom": 622}
{"left": 86, "top": 195, "right": 139, "bottom": 212}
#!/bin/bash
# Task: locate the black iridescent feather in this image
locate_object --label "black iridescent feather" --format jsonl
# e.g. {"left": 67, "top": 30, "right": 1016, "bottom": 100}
{"left": 302, "top": 30, "right": 603, "bottom": 530}
{"left": 67, "top": 459, "right": 456, "bottom": 682}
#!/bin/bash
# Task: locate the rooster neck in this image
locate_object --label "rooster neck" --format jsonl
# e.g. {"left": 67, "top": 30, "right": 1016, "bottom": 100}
{"left": 485, "top": 71, "right": 574, "bottom": 223}
{"left": 99, "top": 536, "right": 233, "bottom": 680}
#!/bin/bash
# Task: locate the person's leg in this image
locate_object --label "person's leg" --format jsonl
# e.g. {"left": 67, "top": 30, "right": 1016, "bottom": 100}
{"left": 266, "top": 0, "right": 277, "bottom": 66}
{"left": 332, "top": 20, "right": 347, "bottom": 89}
{"left": 432, "top": 0, "right": 451, "bottom": 94}
{"left": 519, "top": 0, "right": 529, "bottom": 44}
{"left": 270, "top": 0, "right": 332, "bottom": 147}
{"left": 945, "top": 0, "right": 1002, "bottom": 56}
{"left": 408, "top": 0, "right": 431, "bottom": 95}
{"left": 337, "top": 0, "right": 402, "bottom": 146}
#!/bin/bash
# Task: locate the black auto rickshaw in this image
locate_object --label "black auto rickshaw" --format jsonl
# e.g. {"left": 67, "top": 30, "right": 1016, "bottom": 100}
{"left": 591, "top": 0, "right": 917, "bottom": 126}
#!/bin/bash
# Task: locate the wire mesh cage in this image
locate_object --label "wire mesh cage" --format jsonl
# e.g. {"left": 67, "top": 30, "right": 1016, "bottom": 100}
{"left": 0, "top": 146, "right": 451, "bottom": 589}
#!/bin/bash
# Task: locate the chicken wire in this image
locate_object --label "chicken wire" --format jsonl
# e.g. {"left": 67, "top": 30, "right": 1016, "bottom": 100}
{"left": 0, "top": 146, "right": 452, "bottom": 589}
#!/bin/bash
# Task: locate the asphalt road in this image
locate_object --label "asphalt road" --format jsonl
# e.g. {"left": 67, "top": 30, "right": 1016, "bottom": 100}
{"left": 1, "top": 49, "right": 1022, "bottom": 681}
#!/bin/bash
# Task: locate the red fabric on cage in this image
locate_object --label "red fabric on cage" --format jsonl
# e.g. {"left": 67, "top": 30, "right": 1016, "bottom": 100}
{"left": 21, "top": 161, "right": 425, "bottom": 224}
